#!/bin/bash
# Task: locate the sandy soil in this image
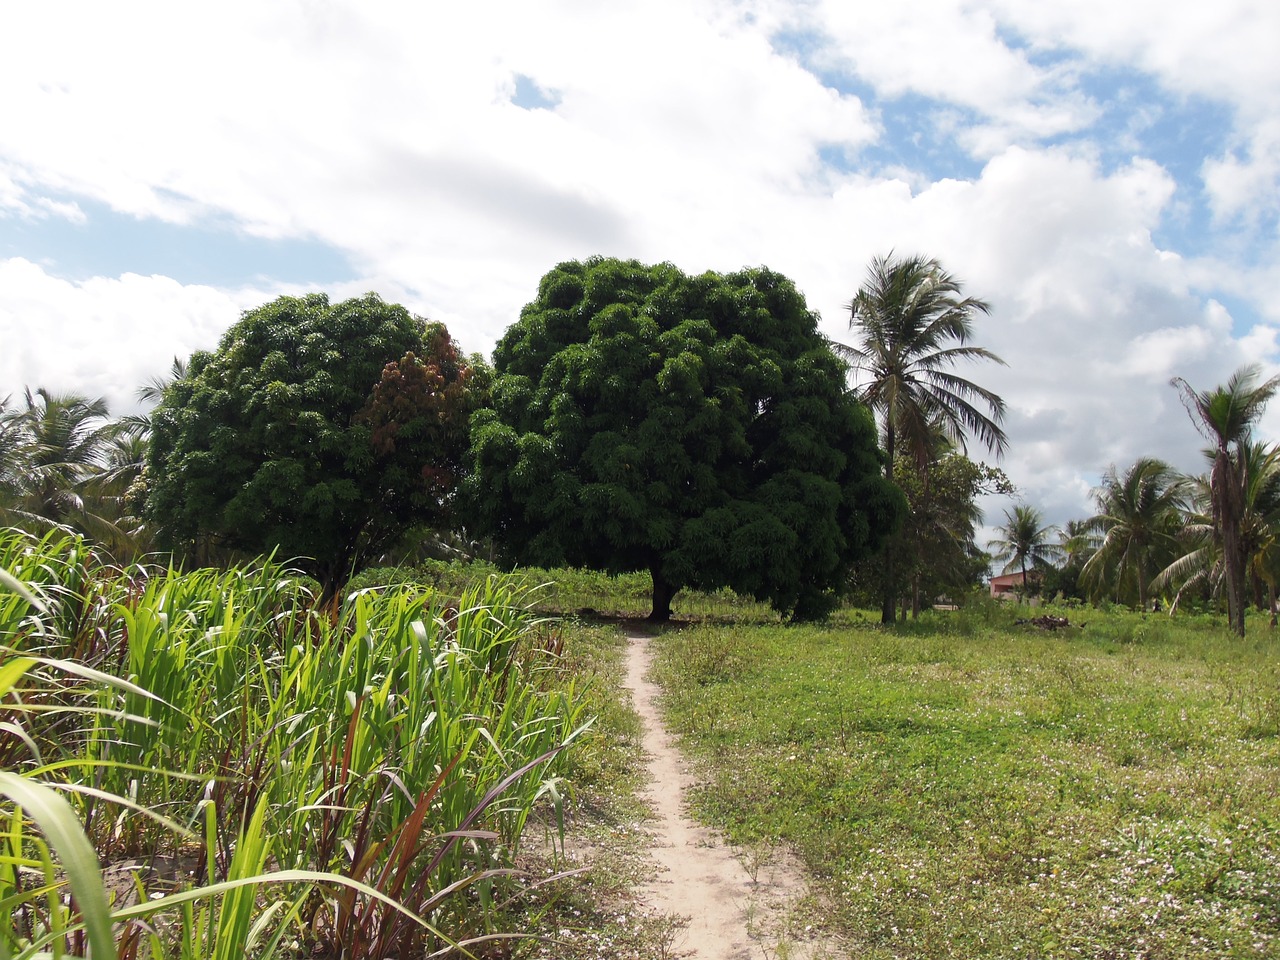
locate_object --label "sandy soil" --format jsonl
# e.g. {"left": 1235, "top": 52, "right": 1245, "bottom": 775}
{"left": 622, "top": 628, "right": 835, "bottom": 960}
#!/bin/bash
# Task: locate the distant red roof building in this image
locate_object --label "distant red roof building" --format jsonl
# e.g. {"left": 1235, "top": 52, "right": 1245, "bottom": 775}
{"left": 989, "top": 570, "right": 1040, "bottom": 599}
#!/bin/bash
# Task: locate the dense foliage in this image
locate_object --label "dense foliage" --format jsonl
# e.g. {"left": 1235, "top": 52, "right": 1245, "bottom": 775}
{"left": 464, "top": 257, "right": 902, "bottom": 621}
{"left": 0, "top": 389, "right": 140, "bottom": 553}
{"left": 145, "top": 293, "right": 481, "bottom": 592}
{"left": 901, "top": 452, "right": 1009, "bottom": 610}
{"left": 1, "top": 528, "right": 591, "bottom": 958}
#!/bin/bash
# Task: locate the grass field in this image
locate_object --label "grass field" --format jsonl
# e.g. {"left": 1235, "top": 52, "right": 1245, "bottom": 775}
{"left": 650, "top": 602, "right": 1280, "bottom": 958}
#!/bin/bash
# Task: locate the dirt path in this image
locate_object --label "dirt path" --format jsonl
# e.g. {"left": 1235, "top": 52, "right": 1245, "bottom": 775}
{"left": 622, "top": 629, "right": 833, "bottom": 960}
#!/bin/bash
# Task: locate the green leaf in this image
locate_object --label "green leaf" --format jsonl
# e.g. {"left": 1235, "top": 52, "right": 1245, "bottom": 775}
{"left": 0, "top": 772, "right": 114, "bottom": 960}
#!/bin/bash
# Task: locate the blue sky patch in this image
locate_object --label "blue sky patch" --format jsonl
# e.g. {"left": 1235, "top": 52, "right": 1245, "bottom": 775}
{"left": 510, "top": 74, "right": 560, "bottom": 111}
{"left": 0, "top": 197, "right": 355, "bottom": 288}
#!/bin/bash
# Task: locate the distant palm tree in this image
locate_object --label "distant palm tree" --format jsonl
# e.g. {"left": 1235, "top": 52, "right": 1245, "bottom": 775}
{"left": 90, "top": 430, "right": 153, "bottom": 557}
{"left": 0, "top": 395, "right": 25, "bottom": 513}
{"left": 989, "top": 505, "right": 1061, "bottom": 603}
{"left": 0, "top": 388, "right": 123, "bottom": 539}
{"left": 138, "top": 355, "right": 188, "bottom": 408}
{"left": 1081, "top": 457, "right": 1185, "bottom": 610}
{"left": 840, "top": 253, "right": 1008, "bottom": 622}
{"left": 1156, "top": 441, "right": 1280, "bottom": 623}
{"left": 1239, "top": 442, "right": 1280, "bottom": 621}
{"left": 1171, "top": 366, "right": 1280, "bottom": 636}
{"left": 1058, "top": 518, "right": 1095, "bottom": 568}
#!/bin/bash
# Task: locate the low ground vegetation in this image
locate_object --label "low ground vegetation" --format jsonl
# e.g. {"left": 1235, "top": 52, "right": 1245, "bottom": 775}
{"left": 651, "top": 599, "right": 1280, "bottom": 958}
{"left": 7, "top": 548, "right": 1280, "bottom": 957}
{"left": 0, "top": 530, "right": 642, "bottom": 958}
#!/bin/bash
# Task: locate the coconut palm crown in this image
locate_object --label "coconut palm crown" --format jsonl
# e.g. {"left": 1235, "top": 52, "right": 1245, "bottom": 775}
{"left": 989, "top": 504, "right": 1062, "bottom": 602}
{"left": 1081, "top": 457, "right": 1185, "bottom": 609}
{"left": 840, "top": 252, "right": 1009, "bottom": 475}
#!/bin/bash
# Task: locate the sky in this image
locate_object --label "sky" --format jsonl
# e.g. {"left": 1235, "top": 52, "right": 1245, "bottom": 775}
{"left": 2, "top": 0, "right": 1279, "bottom": 536}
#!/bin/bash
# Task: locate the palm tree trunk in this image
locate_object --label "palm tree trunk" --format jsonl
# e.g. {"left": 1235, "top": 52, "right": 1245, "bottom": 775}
{"left": 1224, "top": 523, "right": 1246, "bottom": 636}
{"left": 1215, "top": 448, "right": 1247, "bottom": 637}
{"left": 880, "top": 425, "right": 897, "bottom": 625}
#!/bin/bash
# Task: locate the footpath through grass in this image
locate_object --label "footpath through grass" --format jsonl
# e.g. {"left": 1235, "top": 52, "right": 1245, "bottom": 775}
{"left": 651, "top": 603, "right": 1280, "bottom": 959}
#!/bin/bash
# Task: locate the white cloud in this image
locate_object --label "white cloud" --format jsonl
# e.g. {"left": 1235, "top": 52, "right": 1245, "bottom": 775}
{"left": 805, "top": 144, "right": 1273, "bottom": 524}
{"left": 0, "top": 259, "right": 263, "bottom": 416}
{"left": 1203, "top": 116, "right": 1280, "bottom": 225}
{"left": 0, "top": 0, "right": 1277, "bottom": 536}
{"left": 983, "top": 0, "right": 1280, "bottom": 222}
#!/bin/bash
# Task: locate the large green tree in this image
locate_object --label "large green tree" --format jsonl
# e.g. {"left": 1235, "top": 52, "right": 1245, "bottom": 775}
{"left": 839, "top": 253, "right": 1008, "bottom": 622}
{"left": 146, "top": 293, "right": 480, "bottom": 593}
{"left": 1171, "top": 365, "right": 1280, "bottom": 635}
{"left": 464, "top": 257, "right": 903, "bottom": 621}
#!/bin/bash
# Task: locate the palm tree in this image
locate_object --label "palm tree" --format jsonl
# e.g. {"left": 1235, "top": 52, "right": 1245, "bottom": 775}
{"left": 1239, "top": 441, "right": 1280, "bottom": 621}
{"left": 1058, "top": 518, "right": 1095, "bottom": 568}
{"left": 840, "top": 253, "right": 1008, "bottom": 622}
{"left": 989, "top": 505, "right": 1061, "bottom": 603}
{"left": 1081, "top": 457, "right": 1186, "bottom": 610}
{"left": 1156, "top": 440, "right": 1280, "bottom": 623}
{"left": 841, "top": 253, "right": 1008, "bottom": 474}
{"left": 0, "top": 395, "right": 26, "bottom": 514}
{"left": 138, "top": 356, "right": 188, "bottom": 408}
{"left": 0, "top": 388, "right": 124, "bottom": 539}
{"left": 1171, "top": 366, "right": 1280, "bottom": 636}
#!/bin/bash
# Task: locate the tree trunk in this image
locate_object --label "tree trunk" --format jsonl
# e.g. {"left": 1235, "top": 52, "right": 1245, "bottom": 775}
{"left": 1222, "top": 517, "right": 1247, "bottom": 637}
{"left": 648, "top": 561, "right": 675, "bottom": 623}
{"left": 881, "top": 424, "right": 897, "bottom": 625}
{"left": 1217, "top": 448, "right": 1247, "bottom": 637}
{"left": 1269, "top": 583, "right": 1277, "bottom": 629}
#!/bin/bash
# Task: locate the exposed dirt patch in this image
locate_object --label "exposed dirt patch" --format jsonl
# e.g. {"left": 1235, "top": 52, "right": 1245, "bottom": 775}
{"left": 621, "top": 628, "right": 836, "bottom": 959}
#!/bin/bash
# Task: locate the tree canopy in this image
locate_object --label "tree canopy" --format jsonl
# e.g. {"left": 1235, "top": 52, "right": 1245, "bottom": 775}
{"left": 840, "top": 253, "right": 1007, "bottom": 622}
{"left": 0, "top": 388, "right": 129, "bottom": 546}
{"left": 145, "top": 292, "right": 481, "bottom": 592}
{"left": 463, "top": 257, "right": 903, "bottom": 621}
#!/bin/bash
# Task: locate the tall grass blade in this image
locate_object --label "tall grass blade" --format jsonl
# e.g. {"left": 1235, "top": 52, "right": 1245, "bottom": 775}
{"left": 0, "top": 773, "right": 112, "bottom": 960}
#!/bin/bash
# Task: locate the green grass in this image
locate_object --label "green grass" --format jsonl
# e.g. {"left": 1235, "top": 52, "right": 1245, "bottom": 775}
{"left": 0, "top": 529, "right": 608, "bottom": 958}
{"left": 650, "top": 603, "right": 1280, "bottom": 958}
{"left": 349, "top": 560, "right": 780, "bottom": 622}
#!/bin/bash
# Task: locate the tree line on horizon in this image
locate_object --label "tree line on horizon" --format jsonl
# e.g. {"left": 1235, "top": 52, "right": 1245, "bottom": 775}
{"left": 988, "top": 366, "right": 1280, "bottom": 637}
{"left": 2, "top": 253, "right": 1270, "bottom": 631}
